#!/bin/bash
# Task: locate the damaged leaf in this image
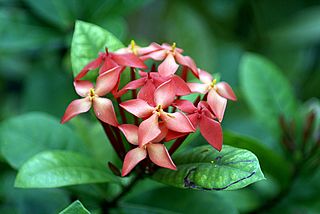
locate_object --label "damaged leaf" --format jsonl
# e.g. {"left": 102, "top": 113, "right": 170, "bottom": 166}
{"left": 152, "top": 145, "right": 264, "bottom": 191}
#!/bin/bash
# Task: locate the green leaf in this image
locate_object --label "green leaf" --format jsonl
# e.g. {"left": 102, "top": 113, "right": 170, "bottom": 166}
{"left": 15, "top": 150, "right": 118, "bottom": 188}
{"left": 22, "top": 0, "right": 78, "bottom": 30}
{"left": 239, "top": 53, "right": 297, "bottom": 132}
{"left": 59, "top": 200, "right": 90, "bottom": 214}
{"left": 71, "top": 20, "right": 124, "bottom": 77}
{"left": 269, "top": 7, "right": 320, "bottom": 47}
{"left": 0, "top": 112, "right": 85, "bottom": 169}
{"left": 152, "top": 145, "right": 264, "bottom": 191}
{"left": 0, "top": 172, "right": 70, "bottom": 214}
{"left": 223, "top": 131, "right": 291, "bottom": 186}
{"left": 0, "top": 8, "right": 61, "bottom": 52}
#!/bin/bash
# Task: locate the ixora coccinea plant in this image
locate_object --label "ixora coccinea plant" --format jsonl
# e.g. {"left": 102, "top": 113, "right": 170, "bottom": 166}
{"left": 10, "top": 21, "right": 264, "bottom": 213}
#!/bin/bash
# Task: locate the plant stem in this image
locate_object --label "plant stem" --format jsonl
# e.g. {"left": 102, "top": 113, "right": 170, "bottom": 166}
{"left": 116, "top": 97, "right": 128, "bottom": 124}
{"left": 99, "top": 120, "right": 125, "bottom": 160}
{"left": 169, "top": 134, "right": 189, "bottom": 155}
{"left": 100, "top": 173, "right": 144, "bottom": 213}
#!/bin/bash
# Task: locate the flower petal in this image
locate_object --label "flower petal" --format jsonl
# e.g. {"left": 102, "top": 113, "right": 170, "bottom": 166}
{"left": 137, "top": 79, "right": 156, "bottom": 106}
{"left": 152, "top": 122, "right": 168, "bottom": 143}
{"left": 187, "top": 83, "right": 209, "bottom": 94}
{"left": 61, "top": 98, "right": 91, "bottom": 124}
{"left": 73, "top": 80, "right": 93, "bottom": 97}
{"left": 93, "top": 97, "right": 118, "bottom": 126}
{"left": 137, "top": 42, "right": 162, "bottom": 55}
{"left": 161, "top": 112, "right": 195, "bottom": 133}
{"left": 207, "top": 89, "right": 227, "bottom": 122}
{"left": 140, "top": 49, "right": 167, "bottom": 61}
{"left": 199, "top": 69, "right": 213, "bottom": 84}
{"left": 165, "top": 130, "right": 187, "bottom": 141}
{"left": 147, "top": 144, "right": 176, "bottom": 170}
{"left": 175, "top": 53, "right": 198, "bottom": 76}
{"left": 95, "top": 66, "right": 121, "bottom": 96}
{"left": 199, "top": 115, "right": 223, "bottom": 151}
{"left": 122, "top": 147, "right": 147, "bottom": 176}
{"left": 154, "top": 80, "right": 175, "bottom": 108}
{"left": 158, "top": 53, "right": 179, "bottom": 77}
{"left": 99, "top": 57, "right": 118, "bottom": 74}
{"left": 120, "top": 99, "right": 154, "bottom": 118}
{"left": 116, "top": 77, "right": 146, "bottom": 98}
{"left": 118, "top": 124, "right": 138, "bottom": 145}
{"left": 216, "top": 82, "right": 237, "bottom": 101}
{"left": 173, "top": 100, "right": 197, "bottom": 114}
{"left": 111, "top": 53, "right": 148, "bottom": 69}
{"left": 138, "top": 114, "right": 161, "bottom": 147}
{"left": 171, "top": 75, "right": 191, "bottom": 96}
{"left": 75, "top": 54, "right": 104, "bottom": 80}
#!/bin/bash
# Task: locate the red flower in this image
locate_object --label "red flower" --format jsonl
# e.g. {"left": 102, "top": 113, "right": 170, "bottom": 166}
{"left": 172, "top": 100, "right": 223, "bottom": 151}
{"left": 120, "top": 79, "right": 195, "bottom": 146}
{"left": 119, "top": 123, "right": 176, "bottom": 176}
{"left": 75, "top": 47, "right": 148, "bottom": 81}
{"left": 141, "top": 42, "right": 198, "bottom": 77}
{"left": 61, "top": 67, "right": 119, "bottom": 126}
{"left": 188, "top": 69, "right": 237, "bottom": 122}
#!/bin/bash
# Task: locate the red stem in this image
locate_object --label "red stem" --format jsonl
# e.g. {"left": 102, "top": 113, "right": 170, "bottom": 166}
{"left": 169, "top": 135, "right": 189, "bottom": 155}
{"left": 181, "top": 66, "right": 188, "bottom": 81}
{"left": 99, "top": 120, "right": 125, "bottom": 160}
{"left": 116, "top": 97, "right": 127, "bottom": 124}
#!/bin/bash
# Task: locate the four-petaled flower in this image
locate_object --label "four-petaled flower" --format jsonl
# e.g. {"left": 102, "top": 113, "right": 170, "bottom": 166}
{"left": 141, "top": 42, "right": 198, "bottom": 77}
{"left": 61, "top": 67, "right": 119, "bottom": 126}
{"left": 188, "top": 69, "right": 237, "bottom": 122}
{"left": 75, "top": 47, "right": 148, "bottom": 81}
{"left": 119, "top": 123, "right": 176, "bottom": 176}
{"left": 120, "top": 79, "right": 195, "bottom": 147}
{"left": 172, "top": 100, "right": 223, "bottom": 151}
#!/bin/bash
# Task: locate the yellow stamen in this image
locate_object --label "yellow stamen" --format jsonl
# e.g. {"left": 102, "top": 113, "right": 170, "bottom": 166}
{"left": 130, "top": 40, "right": 138, "bottom": 55}
{"left": 210, "top": 79, "right": 217, "bottom": 89}
{"left": 171, "top": 42, "right": 176, "bottom": 52}
{"left": 89, "top": 88, "right": 96, "bottom": 101}
{"left": 154, "top": 104, "right": 163, "bottom": 116}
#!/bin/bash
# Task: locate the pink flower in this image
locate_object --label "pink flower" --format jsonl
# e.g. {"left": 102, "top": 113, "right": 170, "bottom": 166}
{"left": 120, "top": 79, "right": 195, "bottom": 146}
{"left": 61, "top": 67, "right": 119, "bottom": 126}
{"left": 141, "top": 42, "right": 198, "bottom": 77}
{"left": 75, "top": 48, "right": 148, "bottom": 81}
{"left": 116, "top": 71, "right": 190, "bottom": 105}
{"left": 188, "top": 69, "right": 237, "bottom": 122}
{"left": 115, "top": 40, "right": 160, "bottom": 56}
{"left": 119, "top": 123, "right": 176, "bottom": 176}
{"left": 172, "top": 100, "right": 223, "bottom": 151}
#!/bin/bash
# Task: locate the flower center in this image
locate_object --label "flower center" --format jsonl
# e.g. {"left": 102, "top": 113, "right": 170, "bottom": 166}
{"left": 130, "top": 40, "right": 138, "bottom": 55}
{"left": 209, "top": 79, "right": 217, "bottom": 89}
{"left": 89, "top": 88, "right": 97, "bottom": 101}
{"left": 154, "top": 104, "right": 163, "bottom": 116}
{"left": 171, "top": 42, "right": 176, "bottom": 52}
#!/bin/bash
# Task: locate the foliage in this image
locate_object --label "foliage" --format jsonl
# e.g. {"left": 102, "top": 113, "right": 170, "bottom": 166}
{"left": 0, "top": 0, "right": 319, "bottom": 213}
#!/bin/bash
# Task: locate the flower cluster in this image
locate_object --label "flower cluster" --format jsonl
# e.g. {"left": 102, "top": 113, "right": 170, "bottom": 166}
{"left": 61, "top": 41, "right": 236, "bottom": 176}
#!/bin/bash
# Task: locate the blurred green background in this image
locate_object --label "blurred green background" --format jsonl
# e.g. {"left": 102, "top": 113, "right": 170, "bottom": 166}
{"left": 0, "top": 0, "right": 319, "bottom": 213}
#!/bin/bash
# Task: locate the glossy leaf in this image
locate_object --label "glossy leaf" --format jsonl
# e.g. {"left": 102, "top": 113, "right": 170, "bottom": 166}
{"left": 59, "top": 200, "right": 90, "bottom": 214}
{"left": 15, "top": 150, "right": 118, "bottom": 188}
{"left": 223, "top": 131, "right": 291, "bottom": 186}
{"left": 240, "top": 53, "right": 297, "bottom": 132}
{"left": 153, "top": 145, "right": 264, "bottom": 190}
{"left": 71, "top": 20, "right": 124, "bottom": 77}
{"left": 0, "top": 112, "right": 85, "bottom": 169}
